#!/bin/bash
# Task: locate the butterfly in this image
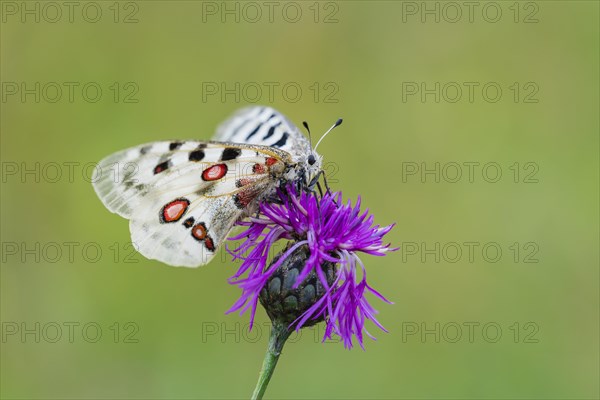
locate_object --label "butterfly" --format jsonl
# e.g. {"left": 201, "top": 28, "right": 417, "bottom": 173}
{"left": 92, "top": 106, "right": 341, "bottom": 267}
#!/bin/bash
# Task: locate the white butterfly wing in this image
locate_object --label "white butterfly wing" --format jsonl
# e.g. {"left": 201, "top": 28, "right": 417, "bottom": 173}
{"left": 213, "top": 106, "right": 311, "bottom": 162}
{"left": 93, "top": 140, "right": 289, "bottom": 267}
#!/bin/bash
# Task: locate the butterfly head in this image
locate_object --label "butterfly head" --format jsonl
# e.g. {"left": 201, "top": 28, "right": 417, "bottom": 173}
{"left": 302, "top": 151, "right": 323, "bottom": 189}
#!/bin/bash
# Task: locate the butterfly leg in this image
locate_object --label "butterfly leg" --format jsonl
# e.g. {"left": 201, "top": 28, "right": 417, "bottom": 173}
{"left": 322, "top": 171, "right": 333, "bottom": 196}
{"left": 316, "top": 181, "right": 324, "bottom": 198}
{"left": 320, "top": 170, "right": 339, "bottom": 206}
{"left": 307, "top": 170, "right": 323, "bottom": 191}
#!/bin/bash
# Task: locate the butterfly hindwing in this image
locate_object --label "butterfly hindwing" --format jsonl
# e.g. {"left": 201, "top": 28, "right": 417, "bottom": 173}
{"left": 93, "top": 140, "right": 290, "bottom": 267}
{"left": 129, "top": 172, "right": 272, "bottom": 267}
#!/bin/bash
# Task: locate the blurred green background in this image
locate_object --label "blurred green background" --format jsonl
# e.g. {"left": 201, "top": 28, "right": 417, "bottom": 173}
{"left": 1, "top": 1, "right": 598, "bottom": 399}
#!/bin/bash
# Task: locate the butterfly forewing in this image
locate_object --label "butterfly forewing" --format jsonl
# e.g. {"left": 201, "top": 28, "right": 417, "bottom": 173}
{"left": 93, "top": 140, "right": 290, "bottom": 267}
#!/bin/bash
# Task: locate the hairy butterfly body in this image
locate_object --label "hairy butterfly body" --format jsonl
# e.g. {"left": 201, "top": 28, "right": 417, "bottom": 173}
{"left": 93, "top": 107, "right": 326, "bottom": 267}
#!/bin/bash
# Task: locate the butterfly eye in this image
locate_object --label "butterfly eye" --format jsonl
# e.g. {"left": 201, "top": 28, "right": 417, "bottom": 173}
{"left": 308, "top": 154, "right": 316, "bottom": 165}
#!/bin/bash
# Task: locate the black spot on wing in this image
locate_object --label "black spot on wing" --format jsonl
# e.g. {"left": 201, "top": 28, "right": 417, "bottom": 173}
{"left": 169, "top": 141, "right": 183, "bottom": 151}
{"left": 153, "top": 160, "right": 170, "bottom": 174}
{"left": 189, "top": 149, "right": 205, "bottom": 161}
{"left": 140, "top": 145, "right": 151, "bottom": 155}
{"left": 262, "top": 122, "right": 282, "bottom": 140}
{"left": 272, "top": 132, "right": 289, "bottom": 148}
{"left": 183, "top": 217, "right": 195, "bottom": 228}
{"left": 245, "top": 113, "right": 277, "bottom": 141}
{"left": 221, "top": 147, "right": 241, "bottom": 161}
{"left": 246, "top": 124, "right": 262, "bottom": 140}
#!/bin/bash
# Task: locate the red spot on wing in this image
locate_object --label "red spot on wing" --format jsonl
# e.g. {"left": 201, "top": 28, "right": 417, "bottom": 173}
{"left": 236, "top": 178, "right": 253, "bottom": 188}
{"left": 234, "top": 187, "right": 260, "bottom": 209}
{"left": 252, "top": 163, "right": 266, "bottom": 174}
{"left": 204, "top": 236, "right": 215, "bottom": 252}
{"left": 161, "top": 199, "right": 190, "bottom": 223}
{"left": 202, "top": 164, "right": 228, "bottom": 181}
{"left": 265, "top": 157, "right": 278, "bottom": 166}
{"left": 191, "top": 223, "right": 207, "bottom": 241}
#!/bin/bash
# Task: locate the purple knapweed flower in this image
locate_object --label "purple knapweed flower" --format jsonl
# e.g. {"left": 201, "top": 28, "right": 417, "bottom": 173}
{"left": 226, "top": 185, "right": 397, "bottom": 349}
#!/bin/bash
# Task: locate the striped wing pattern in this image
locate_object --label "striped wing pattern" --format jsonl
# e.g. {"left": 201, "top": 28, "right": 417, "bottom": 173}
{"left": 213, "top": 106, "right": 311, "bottom": 162}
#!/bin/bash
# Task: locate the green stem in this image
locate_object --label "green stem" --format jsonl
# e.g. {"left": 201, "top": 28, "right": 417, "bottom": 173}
{"left": 251, "top": 321, "right": 291, "bottom": 400}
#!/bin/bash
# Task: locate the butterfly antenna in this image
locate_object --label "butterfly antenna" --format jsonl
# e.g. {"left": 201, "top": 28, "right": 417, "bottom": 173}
{"left": 314, "top": 118, "right": 343, "bottom": 152}
{"left": 302, "top": 121, "right": 312, "bottom": 148}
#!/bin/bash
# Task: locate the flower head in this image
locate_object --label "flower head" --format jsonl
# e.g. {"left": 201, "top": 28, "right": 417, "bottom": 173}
{"left": 227, "top": 185, "right": 397, "bottom": 349}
